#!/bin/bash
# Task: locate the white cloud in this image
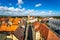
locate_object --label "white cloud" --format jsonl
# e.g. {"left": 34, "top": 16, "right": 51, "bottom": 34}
{"left": 0, "top": 6, "right": 26, "bottom": 16}
{"left": 40, "top": 11, "right": 47, "bottom": 15}
{"left": 17, "top": 0, "right": 24, "bottom": 8}
{"left": 39, "top": 11, "right": 53, "bottom": 15}
{"left": 35, "top": 3, "right": 42, "bottom": 7}
{"left": 27, "top": 9, "right": 34, "bottom": 13}
{"left": 18, "top": 0, "right": 23, "bottom": 4}
{"left": 40, "top": 11, "right": 46, "bottom": 13}
{"left": 49, "top": 10, "right": 52, "bottom": 13}
{"left": 0, "top": 6, "right": 53, "bottom": 16}
{"left": 48, "top": 10, "right": 52, "bottom": 14}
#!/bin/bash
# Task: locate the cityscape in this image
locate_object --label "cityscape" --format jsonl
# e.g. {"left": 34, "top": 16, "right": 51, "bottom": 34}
{"left": 0, "top": 0, "right": 60, "bottom": 40}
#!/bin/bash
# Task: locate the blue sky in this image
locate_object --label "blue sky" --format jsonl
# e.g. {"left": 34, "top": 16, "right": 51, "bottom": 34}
{"left": 0, "top": 0, "right": 60, "bottom": 16}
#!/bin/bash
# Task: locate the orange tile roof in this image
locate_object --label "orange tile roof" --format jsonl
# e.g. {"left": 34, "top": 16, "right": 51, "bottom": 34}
{"left": 33, "top": 21, "right": 60, "bottom": 40}
{"left": 47, "top": 30, "right": 60, "bottom": 40}
{"left": 1, "top": 18, "right": 5, "bottom": 21}
{"left": 13, "top": 18, "right": 22, "bottom": 24}
{"left": 0, "top": 18, "right": 22, "bottom": 32}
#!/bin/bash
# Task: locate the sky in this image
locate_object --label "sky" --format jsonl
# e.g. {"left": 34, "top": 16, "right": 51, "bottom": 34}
{"left": 0, "top": 0, "right": 60, "bottom": 16}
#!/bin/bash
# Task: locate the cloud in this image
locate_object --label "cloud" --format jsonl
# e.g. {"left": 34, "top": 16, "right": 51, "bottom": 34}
{"left": 48, "top": 10, "right": 52, "bottom": 14}
{"left": 17, "top": 0, "right": 24, "bottom": 8}
{"left": 0, "top": 6, "right": 26, "bottom": 16}
{"left": 0, "top": 6, "right": 53, "bottom": 16}
{"left": 40, "top": 11, "right": 46, "bottom": 14}
{"left": 40, "top": 11, "right": 53, "bottom": 15}
{"left": 35, "top": 3, "right": 42, "bottom": 7}
{"left": 18, "top": 0, "right": 23, "bottom": 4}
{"left": 39, "top": 11, "right": 47, "bottom": 15}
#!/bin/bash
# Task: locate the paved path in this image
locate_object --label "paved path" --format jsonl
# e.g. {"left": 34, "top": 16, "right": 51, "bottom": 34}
{"left": 27, "top": 26, "right": 33, "bottom": 40}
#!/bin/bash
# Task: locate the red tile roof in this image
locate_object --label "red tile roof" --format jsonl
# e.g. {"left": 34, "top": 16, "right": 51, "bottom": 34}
{"left": 14, "top": 27, "right": 24, "bottom": 40}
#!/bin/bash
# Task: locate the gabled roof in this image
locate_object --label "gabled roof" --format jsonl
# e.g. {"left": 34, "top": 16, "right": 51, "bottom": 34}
{"left": 13, "top": 21, "right": 60, "bottom": 40}
{"left": 14, "top": 27, "right": 24, "bottom": 40}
